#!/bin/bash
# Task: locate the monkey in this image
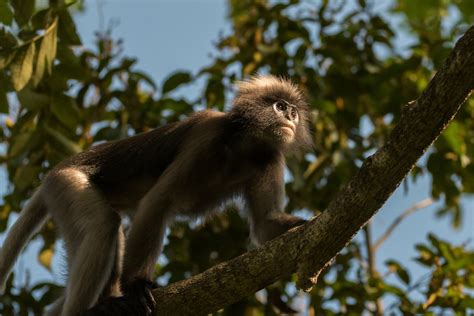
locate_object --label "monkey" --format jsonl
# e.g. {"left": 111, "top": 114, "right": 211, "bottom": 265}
{"left": 0, "top": 75, "right": 312, "bottom": 315}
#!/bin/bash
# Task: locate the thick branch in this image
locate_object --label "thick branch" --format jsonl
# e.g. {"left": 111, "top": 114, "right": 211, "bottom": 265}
{"left": 152, "top": 26, "right": 474, "bottom": 314}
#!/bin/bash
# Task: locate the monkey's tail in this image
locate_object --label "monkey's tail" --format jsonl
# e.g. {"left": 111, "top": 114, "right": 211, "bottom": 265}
{"left": 0, "top": 189, "right": 49, "bottom": 293}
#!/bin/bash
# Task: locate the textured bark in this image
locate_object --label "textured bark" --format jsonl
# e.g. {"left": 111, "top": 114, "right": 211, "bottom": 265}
{"left": 152, "top": 26, "right": 474, "bottom": 315}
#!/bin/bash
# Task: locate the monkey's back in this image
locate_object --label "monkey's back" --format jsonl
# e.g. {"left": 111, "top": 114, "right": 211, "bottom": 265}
{"left": 60, "top": 119, "right": 195, "bottom": 188}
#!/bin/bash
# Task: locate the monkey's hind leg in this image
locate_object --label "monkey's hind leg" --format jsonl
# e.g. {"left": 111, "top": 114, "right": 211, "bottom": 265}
{"left": 98, "top": 224, "right": 125, "bottom": 300}
{"left": 42, "top": 168, "right": 122, "bottom": 316}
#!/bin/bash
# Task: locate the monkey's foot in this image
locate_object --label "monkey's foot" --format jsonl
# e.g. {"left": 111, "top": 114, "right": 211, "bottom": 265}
{"left": 84, "top": 280, "right": 156, "bottom": 316}
{"left": 255, "top": 213, "right": 307, "bottom": 244}
{"left": 123, "top": 279, "right": 157, "bottom": 315}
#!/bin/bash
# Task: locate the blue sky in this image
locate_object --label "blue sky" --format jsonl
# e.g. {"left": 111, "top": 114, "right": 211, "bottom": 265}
{"left": 1, "top": 0, "right": 472, "bottom": 304}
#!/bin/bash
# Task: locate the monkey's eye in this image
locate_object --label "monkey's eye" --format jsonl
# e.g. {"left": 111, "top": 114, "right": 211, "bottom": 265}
{"left": 274, "top": 100, "right": 287, "bottom": 112}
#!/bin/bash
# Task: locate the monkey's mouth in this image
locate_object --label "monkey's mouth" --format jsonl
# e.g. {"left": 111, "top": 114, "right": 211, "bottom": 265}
{"left": 280, "top": 123, "right": 295, "bottom": 135}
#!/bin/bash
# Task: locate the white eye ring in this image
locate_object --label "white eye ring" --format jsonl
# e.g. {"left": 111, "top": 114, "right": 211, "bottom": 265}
{"left": 273, "top": 100, "right": 287, "bottom": 112}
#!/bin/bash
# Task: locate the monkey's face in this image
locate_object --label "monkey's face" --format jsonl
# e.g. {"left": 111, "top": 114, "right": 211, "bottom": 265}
{"left": 267, "top": 99, "right": 300, "bottom": 144}
{"left": 232, "top": 75, "right": 313, "bottom": 151}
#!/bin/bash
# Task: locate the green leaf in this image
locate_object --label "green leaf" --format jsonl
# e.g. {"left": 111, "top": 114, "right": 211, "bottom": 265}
{"left": 33, "top": 17, "right": 58, "bottom": 86}
{"left": 10, "top": 0, "right": 35, "bottom": 27}
{"left": 94, "top": 126, "right": 121, "bottom": 142}
{"left": 0, "top": 0, "right": 14, "bottom": 25}
{"left": 385, "top": 260, "right": 411, "bottom": 285}
{"left": 162, "top": 71, "right": 191, "bottom": 95}
{"left": 0, "top": 50, "right": 17, "bottom": 70}
{"left": 0, "top": 72, "right": 9, "bottom": 112}
{"left": 161, "top": 98, "right": 192, "bottom": 114}
{"left": 0, "top": 90, "right": 8, "bottom": 113}
{"left": 438, "top": 242, "right": 455, "bottom": 266}
{"left": 51, "top": 94, "right": 81, "bottom": 129}
{"left": 43, "top": 125, "right": 81, "bottom": 155}
{"left": 132, "top": 71, "right": 157, "bottom": 90}
{"left": 414, "top": 243, "right": 435, "bottom": 266}
{"left": 204, "top": 77, "right": 225, "bottom": 109}
{"left": 428, "top": 233, "right": 441, "bottom": 249}
{"left": 0, "top": 27, "right": 18, "bottom": 50}
{"left": 457, "top": 1, "right": 474, "bottom": 24}
{"left": 10, "top": 42, "right": 35, "bottom": 91}
{"left": 8, "top": 130, "right": 35, "bottom": 158}
{"left": 57, "top": 10, "right": 81, "bottom": 45}
{"left": 17, "top": 86, "right": 50, "bottom": 111}
{"left": 55, "top": 45, "right": 89, "bottom": 81}
{"left": 13, "top": 165, "right": 40, "bottom": 190}
{"left": 33, "top": 38, "right": 48, "bottom": 86}
{"left": 31, "top": 8, "right": 51, "bottom": 29}
{"left": 46, "top": 17, "right": 58, "bottom": 74}
{"left": 442, "top": 121, "right": 465, "bottom": 155}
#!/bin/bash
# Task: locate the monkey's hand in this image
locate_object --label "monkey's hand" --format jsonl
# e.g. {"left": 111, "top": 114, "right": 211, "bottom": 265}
{"left": 254, "top": 213, "right": 306, "bottom": 244}
{"left": 122, "top": 279, "right": 157, "bottom": 315}
{"left": 83, "top": 280, "right": 156, "bottom": 316}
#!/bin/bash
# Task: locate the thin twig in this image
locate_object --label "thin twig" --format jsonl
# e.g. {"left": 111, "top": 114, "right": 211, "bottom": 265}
{"left": 363, "top": 223, "right": 384, "bottom": 316}
{"left": 373, "top": 198, "right": 434, "bottom": 251}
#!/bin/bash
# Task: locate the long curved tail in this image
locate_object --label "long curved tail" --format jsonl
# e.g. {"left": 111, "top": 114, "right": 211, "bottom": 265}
{"left": 0, "top": 190, "right": 49, "bottom": 293}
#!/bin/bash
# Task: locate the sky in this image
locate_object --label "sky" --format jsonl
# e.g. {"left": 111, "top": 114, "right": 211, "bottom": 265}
{"left": 0, "top": 0, "right": 472, "bottom": 308}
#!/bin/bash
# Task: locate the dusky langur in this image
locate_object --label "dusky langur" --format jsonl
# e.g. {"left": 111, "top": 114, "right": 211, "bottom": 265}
{"left": 0, "top": 75, "right": 312, "bottom": 315}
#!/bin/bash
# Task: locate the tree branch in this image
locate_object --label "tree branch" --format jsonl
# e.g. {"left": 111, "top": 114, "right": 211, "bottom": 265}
{"left": 151, "top": 26, "right": 474, "bottom": 315}
{"left": 373, "top": 198, "right": 434, "bottom": 251}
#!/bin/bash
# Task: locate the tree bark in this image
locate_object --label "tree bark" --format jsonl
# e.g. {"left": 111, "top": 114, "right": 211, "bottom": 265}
{"left": 152, "top": 26, "right": 474, "bottom": 315}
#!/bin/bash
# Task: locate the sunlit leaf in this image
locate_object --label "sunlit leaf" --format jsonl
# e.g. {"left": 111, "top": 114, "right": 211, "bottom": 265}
{"left": 39, "top": 247, "right": 54, "bottom": 271}
{"left": 10, "top": 42, "right": 35, "bottom": 91}
{"left": 33, "top": 17, "right": 58, "bottom": 86}
{"left": 243, "top": 62, "right": 257, "bottom": 75}
{"left": 46, "top": 17, "right": 58, "bottom": 75}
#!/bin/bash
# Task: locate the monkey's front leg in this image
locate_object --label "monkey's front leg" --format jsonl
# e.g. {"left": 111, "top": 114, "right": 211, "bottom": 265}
{"left": 120, "top": 183, "right": 172, "bottom": 314}
{"left": 122, "top": 198, "right": 170, "bottom": 284}
{"left": 245, "top": 162, "right": 306, "bottom": 245}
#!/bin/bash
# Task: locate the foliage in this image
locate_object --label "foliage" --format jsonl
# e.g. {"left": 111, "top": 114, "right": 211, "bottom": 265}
{"left": 0, "top": 0, "right": 473, "bottom": 314}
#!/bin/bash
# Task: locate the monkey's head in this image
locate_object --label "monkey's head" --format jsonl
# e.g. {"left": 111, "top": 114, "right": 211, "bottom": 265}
{"left": 232, "top": 75, "right": 312, "bottom": 152}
